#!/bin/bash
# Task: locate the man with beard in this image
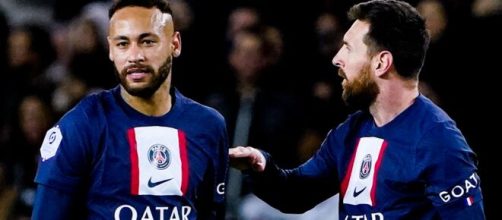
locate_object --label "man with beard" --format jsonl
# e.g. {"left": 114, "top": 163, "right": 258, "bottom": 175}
{"left": 229, "top": 0, "right": 485, "bottom": 219}
{"left": 32, "top": 0, "right": 228, "bottom": 219}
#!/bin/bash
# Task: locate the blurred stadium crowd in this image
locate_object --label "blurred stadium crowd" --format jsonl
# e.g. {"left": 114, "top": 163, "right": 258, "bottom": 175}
{"left": 0, "top": 0, "right": 500, "bottom": 219}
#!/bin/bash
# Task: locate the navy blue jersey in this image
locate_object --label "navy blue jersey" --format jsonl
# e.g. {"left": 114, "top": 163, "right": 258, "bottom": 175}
{"left": 252, "top": 95, "right": 484, "bottom": 219}
{"left": 35, "top": 87, "right": 229, "bottom": 219}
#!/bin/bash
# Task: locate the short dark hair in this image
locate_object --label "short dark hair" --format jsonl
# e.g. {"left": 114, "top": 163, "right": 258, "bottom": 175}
{"left": 109, "top": 0, "right": 173, "bottom": 19}
{"left": 349, "top": 0, "right": 430, "bottom": 79}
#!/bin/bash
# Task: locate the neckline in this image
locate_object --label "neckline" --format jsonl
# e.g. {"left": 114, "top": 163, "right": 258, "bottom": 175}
{"left": 113, "top": 86, "right": 184, "bottom": 123}
{"left": 370, "top": 94, "right": 424, "bottom": 130}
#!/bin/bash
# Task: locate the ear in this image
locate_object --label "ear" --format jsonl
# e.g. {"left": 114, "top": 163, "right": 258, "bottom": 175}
{"left": 172, "top": 31, "right": 182, "bottom": 57}
{"left": 107, "top": 36, "right": 114, "bottom": 61}
{"left": 373, "top": 50, "right": 393, "bottom": 77}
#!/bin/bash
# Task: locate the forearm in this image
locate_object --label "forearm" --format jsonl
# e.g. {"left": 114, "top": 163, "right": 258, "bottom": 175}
{"left": 249, "top": 153, "right": 338, "bottom": 213}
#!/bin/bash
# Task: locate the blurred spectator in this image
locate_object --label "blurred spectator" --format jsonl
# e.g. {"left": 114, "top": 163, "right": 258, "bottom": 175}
{"left": 416, "top": 0, "right": 451, "bottom": 106}
{"left": 208, "top": 26, "right": 295, "bottom": 167}
{"left": 7, "top": 24, "right": 56, "bottom": 96}
{"left": 50, "top": 16, "right": 115, "bottom": 115}
{"left": 51, "top": 75, "right": 88, "bottom": 116}
{"left": 315, "top": 13, "right": 344, "bottom": 58}
{"left": 206, "top": 25, "right": 304, "bottom": 219}
{"left": 1, "top": 24, "right": 55, "bottom": 148}
{"left": 465, "top": 0, "right": 502, "bottom": 217}
{"left": 6, "top": 95, "right": 53, "bottom": 218}
{"left": 418, "top": 0, "right": 448, "bottom": 42}
{"left": 67, "top": 17, "right": 115, "bottom": 89}
{"left": 166, "top": 0, "right": 200, "bottom": 99}
{"left": 472, "top": 0, "right": 502, "bottom": 17}
{"left": 296, "top": 13, "right": 348, "bottom": 162}
{"left": 226, "top": 7, "right": 260, "bottom": 42}
{"left": 80, "top": 0, "right": 114, "bottom": 46}
{"left": 416, "top": 0, "right": 447, "bottom": 105}
{"left": 170, "top": 0, "right": 193, "bottom": 31}
{"left": 0, "top": 162, "right": 17, "bottom": 220}
{"left": 44, "top": 24, "right": 70, "bottom": 86}
{"left": 171, "top": 0, "right": 228, "bottom": 101}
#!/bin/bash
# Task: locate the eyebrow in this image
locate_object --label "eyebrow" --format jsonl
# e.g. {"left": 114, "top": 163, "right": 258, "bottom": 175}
{"left": 138, "top": 33, "right": 155, "bottom": 39}
{"left": 111, "top": 36, "right": 129, "bottom": 41}
{"left": 111, "top": 33, "right": 155, "bottom": 41}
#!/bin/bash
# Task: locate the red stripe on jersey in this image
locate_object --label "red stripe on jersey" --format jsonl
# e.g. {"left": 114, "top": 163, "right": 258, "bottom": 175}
{"left": 341, "top": 138, "right": 361, "bottom": 197}
{"left": 128, "top": 129, "right": 139, "bottom": 195}
{"left": 178, "top": 130, "right": 189, "bottom": 195}
{"left": 370, "top": 140, "right": 388, "bottom": 206}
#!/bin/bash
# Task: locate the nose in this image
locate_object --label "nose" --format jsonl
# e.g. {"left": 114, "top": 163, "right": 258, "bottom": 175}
{"left": 128, "top": 44, "right": 145, "bottom": 63}
{"left": 332, "top": 51, "right": 342, "bottom": 68}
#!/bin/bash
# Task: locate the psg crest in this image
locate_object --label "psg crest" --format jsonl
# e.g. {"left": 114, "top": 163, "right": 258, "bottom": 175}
{"left": 148, "top": 144, "right": 171, "bottom": 170}
{"left": 359, "top": 154, "right": 372, "bottom": 179}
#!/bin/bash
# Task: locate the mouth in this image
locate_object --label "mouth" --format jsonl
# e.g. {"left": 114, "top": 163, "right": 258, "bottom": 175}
{"left": 127, "top": 66, "right": 149, "bottom": 74}
{"left": 125, "top": 67, "right": 151, "bottom": 81}
{"left": 337, "top": 69, "right": 346, "bottom": 79}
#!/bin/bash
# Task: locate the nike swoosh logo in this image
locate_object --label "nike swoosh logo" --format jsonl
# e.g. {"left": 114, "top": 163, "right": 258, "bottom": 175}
{"left": 147, "top": 177, "right": 173, "bottom": 188}
{"left": 353, "top": 186, "right": 367, "bottom": 197}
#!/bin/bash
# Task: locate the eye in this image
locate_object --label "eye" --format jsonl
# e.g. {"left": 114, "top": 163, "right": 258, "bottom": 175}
{"left": 142, "top": 39, "right": 156, "bottom": 46}
{"left": 116, "top": 41, "right": 128, "bottom": 49}
{"left": 342, "top": 44, "right": 351, "bottom": 52}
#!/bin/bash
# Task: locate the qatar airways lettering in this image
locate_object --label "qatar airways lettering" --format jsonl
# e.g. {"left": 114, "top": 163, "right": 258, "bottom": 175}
{"left": 114, "top": 205, "right": 191, "bottom": 220}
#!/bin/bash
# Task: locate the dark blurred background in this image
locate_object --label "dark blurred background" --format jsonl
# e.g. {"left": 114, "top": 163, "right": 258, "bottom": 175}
{"left": 0, "top": 0, "right": 499, "bottom": 219}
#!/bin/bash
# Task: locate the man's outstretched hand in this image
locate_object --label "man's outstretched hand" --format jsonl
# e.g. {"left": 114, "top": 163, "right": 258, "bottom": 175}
{"left": 229, "top": 146, "right": 266, "bottom": 172}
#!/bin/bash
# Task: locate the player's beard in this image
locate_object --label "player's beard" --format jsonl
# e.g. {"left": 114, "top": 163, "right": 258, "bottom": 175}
{"left": 116, "top": 55, "right": 172, "bottom": 98}
{"left": 340, "top": 63, "right": 379, "bottom": 110}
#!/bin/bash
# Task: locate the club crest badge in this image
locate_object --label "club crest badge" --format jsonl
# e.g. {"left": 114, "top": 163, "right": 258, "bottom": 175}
{"left": 359, "top": 154, "right": 372, "bottom": 179}
{"left": 147, "top": 144, "right": 171, "bottom": 170}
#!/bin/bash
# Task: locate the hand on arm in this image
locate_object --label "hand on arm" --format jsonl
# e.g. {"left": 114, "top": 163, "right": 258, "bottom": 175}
{"left": 229, "top": 146, "right": 266, "bottom": 172}
{"left": 230, "top": 143, "right": 340, "bottom": 213}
